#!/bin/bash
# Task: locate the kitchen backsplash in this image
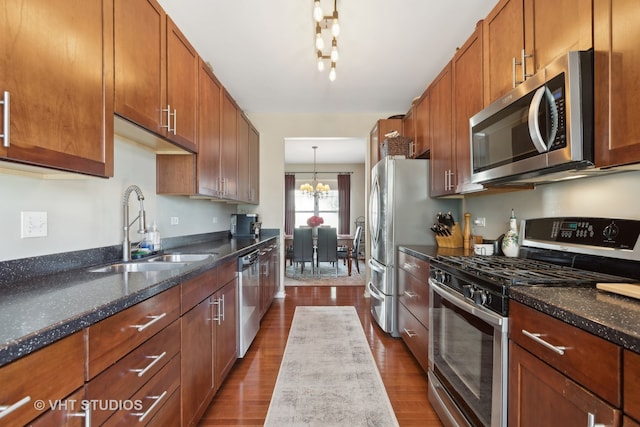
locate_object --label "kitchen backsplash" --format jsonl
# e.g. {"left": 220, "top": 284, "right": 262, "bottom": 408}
{"left": 463, "top": 170, "right": 640, "bottom": 240}
{"left": 0, "top": 137, "right": 237, "bottom": 262}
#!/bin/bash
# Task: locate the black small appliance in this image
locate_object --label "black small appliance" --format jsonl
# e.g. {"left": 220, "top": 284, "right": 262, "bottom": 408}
{"left": 231, "top": 213, "right": 258, "bottom": 237}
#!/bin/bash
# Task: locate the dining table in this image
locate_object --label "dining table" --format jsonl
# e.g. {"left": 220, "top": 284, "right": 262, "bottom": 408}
{"left": 284, "top": 232, "right": 355, "bottom": 275}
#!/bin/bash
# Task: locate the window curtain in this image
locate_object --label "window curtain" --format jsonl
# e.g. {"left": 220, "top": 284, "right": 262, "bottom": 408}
{"left": 284, "top": 174, "right": 296, "bottom": 235}
{"left": 338, "top": 174, "right": 351, "bottom": 235}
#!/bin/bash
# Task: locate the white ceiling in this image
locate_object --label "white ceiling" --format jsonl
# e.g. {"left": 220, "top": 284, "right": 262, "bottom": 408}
{"left": 157, "top": 0, "right": 498, "bottom": 163}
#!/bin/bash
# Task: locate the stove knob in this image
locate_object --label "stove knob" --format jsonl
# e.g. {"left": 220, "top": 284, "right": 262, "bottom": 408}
{"left": 462, "top": 285, "right": 473, "bottom": 299}
{"left": 603, "top": 222, "right": 619, "bottom": 240}
{"left": 473, "top": 289, "right": 488, "bottom": 306}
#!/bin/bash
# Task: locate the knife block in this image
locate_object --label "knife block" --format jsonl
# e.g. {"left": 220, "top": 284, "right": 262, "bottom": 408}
{"left": 435, "top": 224, "right": 464, "bottom": 248}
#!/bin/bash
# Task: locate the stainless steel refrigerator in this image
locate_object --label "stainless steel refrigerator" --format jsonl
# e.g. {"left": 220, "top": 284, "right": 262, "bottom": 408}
{"left": 367, "top": 157, "right": 458, "bottom": 337}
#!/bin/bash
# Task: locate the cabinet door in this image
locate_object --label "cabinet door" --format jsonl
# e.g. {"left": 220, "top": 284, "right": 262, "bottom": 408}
{"left": 214, "top": 279, "right": 238, "bottom": 389}
{"left": 402, "top": 105, "right": 416, "bottom": 156}
{"left": 524, "top": 0, "right": 593, "bottom": 73}
{"left": 237, "top": 113, "right": 250, "bottom": 203}
{"left": 248, "top": 125, "right": 260, "bottom": 204}
{"left": 453, "top": 22, "right": 484, "bottom": 193}
{"left": 509, "top": 342, "right": 621, "bottom": 427}
{"left": 414, "top": 91, "right": 431, "bottom": 158}
{"left": 181, "top": 298, "right": 214, "bottom": 426}
{"left": 115, "top": 0, "right": 166, "bottom": 135}
{"left": 197, "top": 61, "right": 223, "bottom": 197}
{"left": 483, "top": 0, "right": 525, "bottom": 104}
{"left": 429, "top": 62, "right": 454, "bottom": 197}
{"left": 221, "top": 91, "right": 238, "bottom": 199}
{"left": 166, "top": 17, "right": 198, "bottom": 153}
{"left": 594, "top": 0, "right": 640, "bottom": 168}
{"left": 1, "top": 0, "right": 113, "bottom": 177}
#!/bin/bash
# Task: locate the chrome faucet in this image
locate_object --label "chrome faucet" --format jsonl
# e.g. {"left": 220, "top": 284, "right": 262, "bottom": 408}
{"left": 122, "top": 185, "right": 147, "bottom": 261}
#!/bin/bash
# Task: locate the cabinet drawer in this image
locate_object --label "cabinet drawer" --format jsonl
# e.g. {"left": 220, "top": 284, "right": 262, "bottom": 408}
{"left": 624, "top": 350, "right": 640, "bottom": 421}
{"left": 398, "top": 302, "right": 429, "bottom": 373}
{"left": 102, "top": 354, "right": 180, "bottom": 426}
{"left": 398, "top": 251, "right": 430, "bottom": 278}
{"left": 86, "top": 286, "right": 180, "bottom": 379}
{"left": 181, "top": 268, "right": 217, "bottom": 314}
{"left": 510, "top": 301, "right": 622, "bottom": 406}
{"left": 0, "top": 332, "right": 84, "bottom": 427}
{"left": 86, "top": 320, "right": 180, "bottom": 425}
{"left": 397, "top": 267, "right": 430, "bottom": 328}
{"left": 28, "top": 387, "right": 86, "bottom": 427}
{"left": 217, "top": 258, "right": 237, "bottom": 286}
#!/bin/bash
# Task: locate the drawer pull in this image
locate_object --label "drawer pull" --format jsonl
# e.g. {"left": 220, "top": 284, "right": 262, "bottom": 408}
{"left": 403, "top": 291, "right": 418, "bottom": 299}
{"left": 133, "top": 390, "right": 167, "bottom": 422}
{"left": 131, "top": 313, "right": 167, "bottom": 332}
{"left": 69, "top": 406, "right": 91, "bottom": 427}
{"left": 403, "top": 328, "right": 417, "bottom": 338}
{"left": 0, "top": 396, "right": 31, "bottom": 420}
{"left": 522, "top": 329, "right": 567, "bottom": 355}
{"left": 587, "top": 412, "right": 605, "bottom": 427}
{"left": 1, "top": 91, "right": 9, "bottom": 148}
{"left": 130, "top": 351, "right": 167, "bottom": 377}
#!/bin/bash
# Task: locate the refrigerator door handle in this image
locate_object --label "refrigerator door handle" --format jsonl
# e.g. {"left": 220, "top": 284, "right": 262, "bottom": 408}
{"left": 368, "top": 258, "right": 385, "bottom": 273}
{"left": 367, "top": 281, "right": 385, "bottom": 301}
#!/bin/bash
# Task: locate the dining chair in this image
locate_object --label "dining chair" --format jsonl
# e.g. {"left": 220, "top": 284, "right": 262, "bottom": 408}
{"left": 292, "top": 227, "right": 314, "bottom": 274}
{"left": 338, "top": 225, "right": 362, "bottom": 274}
{"left": 316, "top": 227, "right": 338, "bottom": 275}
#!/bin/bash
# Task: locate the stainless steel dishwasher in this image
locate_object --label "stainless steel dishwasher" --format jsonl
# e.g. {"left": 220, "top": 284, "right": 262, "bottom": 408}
{"left": 237, "top": 250, "right": 260, "bottom": 357}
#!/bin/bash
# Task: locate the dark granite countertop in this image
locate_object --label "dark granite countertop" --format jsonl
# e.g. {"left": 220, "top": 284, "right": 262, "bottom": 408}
{"left": 398, "top": 245, "right": 640, "bottom": 354}
{"left": 0, "top": 233, "right": 278, "bottom": 367}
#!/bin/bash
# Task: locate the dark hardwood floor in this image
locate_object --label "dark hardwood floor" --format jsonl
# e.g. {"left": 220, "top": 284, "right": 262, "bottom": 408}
{"left": 198, "top": 285, "right": 444, "bottom": 426}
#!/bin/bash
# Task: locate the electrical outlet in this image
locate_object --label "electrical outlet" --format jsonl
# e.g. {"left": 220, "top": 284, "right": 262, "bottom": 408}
{"left": 212, "top": 216, "right": 218, "bottom": 224}
{"left": 21, "top": 211, "right": 48, "bottom": 238}
{"left": 473, "top": 217, "right": 486, "bottom": 227}
{"left": 170, "top": 216, "right": 179, "bottom": 225}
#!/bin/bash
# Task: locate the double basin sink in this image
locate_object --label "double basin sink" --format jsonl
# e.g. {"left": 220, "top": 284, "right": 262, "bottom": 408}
{"left": 88, "top": 253, "right": 216, "bottom": 273}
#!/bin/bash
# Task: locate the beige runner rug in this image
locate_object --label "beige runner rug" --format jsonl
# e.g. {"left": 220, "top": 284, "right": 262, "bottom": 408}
{"left": 264, "top": 306, "right": 399, "bottom": 427}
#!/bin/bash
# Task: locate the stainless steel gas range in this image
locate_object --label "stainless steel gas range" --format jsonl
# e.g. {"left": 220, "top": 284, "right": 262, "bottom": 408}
{"left": 427, "top": 217, "right": 640, "bottom": 427}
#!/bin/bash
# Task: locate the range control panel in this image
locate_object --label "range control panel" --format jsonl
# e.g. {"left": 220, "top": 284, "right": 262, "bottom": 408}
{"left": 524, "top": 217, "right": 640, "bottom": 250}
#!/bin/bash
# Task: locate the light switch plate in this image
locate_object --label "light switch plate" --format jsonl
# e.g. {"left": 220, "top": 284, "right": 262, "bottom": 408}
{"left": 21, "top": 211, "right": 48, "bottom": 238}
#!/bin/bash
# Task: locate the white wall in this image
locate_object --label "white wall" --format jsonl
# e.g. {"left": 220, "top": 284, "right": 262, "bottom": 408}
{"left": 463, "top": 171, "right": 640, "bottom": 240}
{"left": 0, "top": 137, "right": 237, "bottom": 261}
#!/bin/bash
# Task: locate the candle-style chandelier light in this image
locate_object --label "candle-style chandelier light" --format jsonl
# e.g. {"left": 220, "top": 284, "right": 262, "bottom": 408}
{"left": 313, "top": 0, "right": 340, "bottom": 81}
{"left": 300, "top": 146, "right": 330, "bottom": 198}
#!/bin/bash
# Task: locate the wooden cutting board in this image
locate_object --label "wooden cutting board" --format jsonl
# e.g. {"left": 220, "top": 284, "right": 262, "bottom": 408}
{"left": 596, "top": 283, "right": 640, "bottom": 300}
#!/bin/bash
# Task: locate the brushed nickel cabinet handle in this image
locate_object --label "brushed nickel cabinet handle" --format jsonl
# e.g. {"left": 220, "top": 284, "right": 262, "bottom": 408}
{"left": 403, "top": 291, "right": 418, "bottom": 299}
{"left": 587, "top": 412, "right": 605, "bottom": 427}
{"left": 130, "top": 351, "right": 167, "bottom": 377}
{"left": 521, "top": 329, "right": 566, "bottom": 355}
{"left": 0, "top": 396, "right": 31, "bottom": 420}
{"left": 403, "top": 328, "right": 417, "bottom": 338}
{"left": 131, "top": 313, "right": 167, "bottom": 332}
{"left": 132, "top": 390, "right": 167, "bottom": 423}
{"left": 1, "top": 91, "right": 9, "bottom": 148}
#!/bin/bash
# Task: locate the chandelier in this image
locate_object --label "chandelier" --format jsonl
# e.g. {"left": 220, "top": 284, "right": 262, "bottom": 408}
{"left": 300, "top": 146, "right": 330, "bottom": 198}
{"left": 313, "top": 0, "right": 340, "bottom": 81}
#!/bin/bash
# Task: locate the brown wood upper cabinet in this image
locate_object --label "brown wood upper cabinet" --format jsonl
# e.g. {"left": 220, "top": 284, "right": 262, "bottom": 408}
{"left": 429, "top": 62, "right": 454, "bottom": 197}
{"left": 483, "top": 0, "right": 592, "bottom": 105}
{"left": 237, "top": 113, "right": 251, "bottom": 203}
{"left": 0, "top": 0, "right": 114, "bottom": 177}
{"left": 594, "top": 0, "right": 640, "bottom": 168}
{"left": 248, "top": 124, "right": 260, "bottom": 204}
{"left": 115, "top": 0, "right": 198, "bottom": 153}
{"left": 413, "top": 93, "right": 431, "bottom": 158}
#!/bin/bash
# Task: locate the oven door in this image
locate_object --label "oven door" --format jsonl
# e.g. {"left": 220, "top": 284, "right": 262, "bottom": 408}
{"left": 428, "top": 279, "right": 508, "bottom": 427}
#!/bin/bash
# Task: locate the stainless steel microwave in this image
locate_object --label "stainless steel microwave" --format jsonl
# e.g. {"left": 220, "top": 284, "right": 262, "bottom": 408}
{"left": 470, "top": 50, "right": 594, "bottom": 185}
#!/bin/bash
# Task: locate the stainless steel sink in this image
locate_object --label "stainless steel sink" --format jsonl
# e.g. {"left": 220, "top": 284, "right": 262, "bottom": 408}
{"left": 88, "top": 261, "right": 189, "bottom": 273}
{"left": 147, "top": 253, "right": 215, "bottom": 263}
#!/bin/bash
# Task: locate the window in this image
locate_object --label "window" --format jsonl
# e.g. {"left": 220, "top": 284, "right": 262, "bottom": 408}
{"left": 294, "top": 177, "right": 338, "bottom": 228}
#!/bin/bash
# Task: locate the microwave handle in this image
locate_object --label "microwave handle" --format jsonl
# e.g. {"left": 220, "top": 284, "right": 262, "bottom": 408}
{"left": 528, "top": 85, "right": 559, "bottom": 153}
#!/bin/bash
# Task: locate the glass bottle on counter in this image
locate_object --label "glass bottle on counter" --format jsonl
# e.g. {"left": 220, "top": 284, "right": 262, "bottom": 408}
{"left": 501, "top": 209, "right": 519, "bottom": 257}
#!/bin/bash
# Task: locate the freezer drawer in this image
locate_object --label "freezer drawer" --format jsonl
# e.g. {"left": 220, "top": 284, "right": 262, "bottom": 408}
{"left": 367, "top": 281, "right": 399, "bottom": 337}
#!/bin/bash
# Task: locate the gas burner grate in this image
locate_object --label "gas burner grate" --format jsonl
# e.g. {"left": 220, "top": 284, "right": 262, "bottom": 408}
{"left": 436, "top": 256, "right": 630, "bottom": 287}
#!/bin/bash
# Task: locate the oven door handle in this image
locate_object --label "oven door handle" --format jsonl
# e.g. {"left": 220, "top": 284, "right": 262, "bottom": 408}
{"left": 429, "top": 278, "right": 507, "bottom": 331}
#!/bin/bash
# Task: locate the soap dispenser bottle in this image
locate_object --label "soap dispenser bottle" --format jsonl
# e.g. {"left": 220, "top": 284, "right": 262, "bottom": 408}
{"left": 501, "top": 209, "right": 519, "bottom": 257}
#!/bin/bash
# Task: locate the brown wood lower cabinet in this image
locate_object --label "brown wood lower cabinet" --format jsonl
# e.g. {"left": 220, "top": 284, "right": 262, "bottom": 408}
{"left": 0, "top": 332, "right": 84, "bottom": 426}
{"left": 509, "top": 341, "right": 621, "bottom": 427}
{"left": 396, "top": 250, "right": 431, "bottom": 373}
{"left": 180, "top": 259, "right": 238, "bottom": 426}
